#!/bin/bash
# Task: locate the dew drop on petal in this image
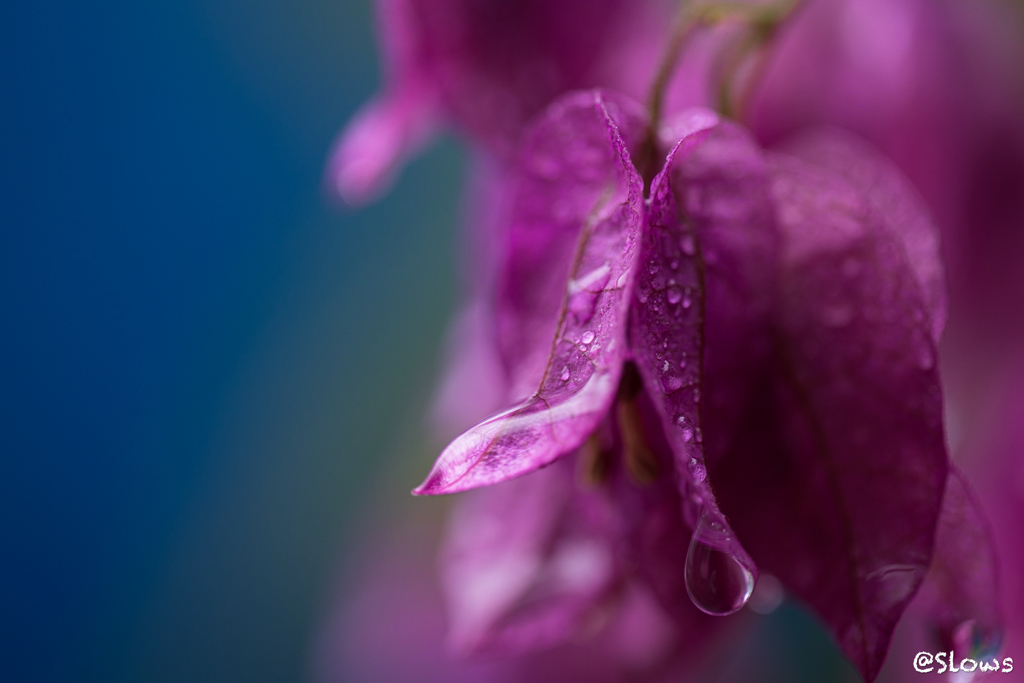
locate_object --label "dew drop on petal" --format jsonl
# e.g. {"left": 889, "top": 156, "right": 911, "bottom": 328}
{"left": 661, "top": 374, "right": 684, "bottom": 393}
{"left": 581, "top": 330, "right": 595, "bottom": 345}
{"left": 688, "top": 457, "right": 707, "bottom": 483}
{"left": 560, "top": 365, "right": 570, "bottom": 382}
{"left": 685, "top": 512, "right": 757, "bottom": 616}
{"left": 951, "top": 619, "right": 1002, "bottom": 661}
{"left": 667, "top": 287, "right": 682, "bottom": 305}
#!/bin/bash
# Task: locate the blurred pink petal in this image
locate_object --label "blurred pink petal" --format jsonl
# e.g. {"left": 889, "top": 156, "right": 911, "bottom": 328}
{"left": 441, "top": 455, "right": 619, "bottom": 655}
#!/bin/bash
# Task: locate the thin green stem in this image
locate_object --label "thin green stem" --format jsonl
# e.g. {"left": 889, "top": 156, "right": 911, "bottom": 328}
{"left": 716, "top": 0, "right": 805, "bottom": 120}
{"left": 639, "top": 0, "right": 804, "bottom": 193}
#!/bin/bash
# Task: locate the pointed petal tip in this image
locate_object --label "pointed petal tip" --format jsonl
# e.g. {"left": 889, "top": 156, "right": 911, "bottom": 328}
{"left": 410, "top": 470, "right": 449, "bottom": 497}
{"left": 325, "top": 92, "right": 438, "bottom": 207}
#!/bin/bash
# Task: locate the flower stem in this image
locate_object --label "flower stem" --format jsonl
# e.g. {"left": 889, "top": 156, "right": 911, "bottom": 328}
{"left": 639, "top": 0, "right": 805, "bottom": 192}
{"left": 716, "top": 0, "right": 804, "bottom": 120}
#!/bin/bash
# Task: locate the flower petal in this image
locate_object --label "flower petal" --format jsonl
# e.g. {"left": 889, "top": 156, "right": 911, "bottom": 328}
{"left": 415, "top": 91, "right": 645, "bottom": 495}
{"left": 781, "top": 129, "right": 947, "bottom": 341}
{"left": 709, "top": 152, "right": 949, "bottom": 682}
{"left": 324, "top": 89, "right": 439, "bottom": 205}
{"left": 324, "top": 0, "right": 441, "bottom": 204}
{"left": 632, "top": 112, "right": 778, "bottom": 573}
{"left": 916, "top": 466, "right": 1002, "bottom": 657}
{"left": 441, "top": 454, "right": 620, "bottom": 655}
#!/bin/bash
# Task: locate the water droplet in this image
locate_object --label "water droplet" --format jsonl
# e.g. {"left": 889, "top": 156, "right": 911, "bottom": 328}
{"left": 638, "top": 287, "right": 650, "bottom": 304}
{"left": 951, "top": 619, "right": 1002, "bottom": 661}
{"left": 663, "top": 360, "right": 670, "bottom": 372}
{"left": 677, "top": 416, "right": 693, "bottom": 441}
{"left": 680, "top": 234, "right": 696, "bottom": 256}
{"left": 670, "top": 260, "right": 679, "bottom": 270}
{"left": 682, "top": 289, "right": 692, "bottom": 309}
{"left": 679, "top": 359, "right": 687, "bottom": 369}
{"left": 663, "top": 341, "right": 668, "bottom": 349}
{"left": 685, "top": 512, "right": 757, "bottom": 616}
{"left": 661, "top": 374, "right": 684, "bottom": 393}
{"left": 688, "top": 457, "right": 707, "bottom": 482}
{"left": 693, "top": 388, "right": 700, "bottom": 403}
{"left": 560, "top": 366, "right": 570, "bottom": 382}
{"left": 667, "top": 287, "right": 682, "bottom": 304}
{"left": 581, "top": 330, "right": 596, "bottom": 345}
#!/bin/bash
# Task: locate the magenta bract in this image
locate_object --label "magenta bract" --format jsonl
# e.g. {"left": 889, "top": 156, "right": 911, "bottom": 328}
{"left": 412, "top": 88, "right": 955, "bottom": 682}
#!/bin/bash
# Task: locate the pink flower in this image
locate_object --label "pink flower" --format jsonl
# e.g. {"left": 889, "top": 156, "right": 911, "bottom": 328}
{"left": 415, "top": 90, "right": 955, "bottom": 682}
{"left": 321, "top": 0, "right": 1024, "bottom": 680}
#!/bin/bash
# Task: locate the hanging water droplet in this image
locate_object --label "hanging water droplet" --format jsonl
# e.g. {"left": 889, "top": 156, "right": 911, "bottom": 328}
{"left": 667, "top": 287, "right": 682, "bottom": 305}
{"left": 560, "top": 366, "right": 570, "bottom": 382}
{"left": 951, "top": 619, "right": 1002, "bottom": 661}
{"left": 685, "top": 512, "right": 757, "bottom": 616}
{"left": 581, "top": 330, "right": 595, "bottom": 345}
{"left": 680, "top": 234, "right": 696, "bottom": 256}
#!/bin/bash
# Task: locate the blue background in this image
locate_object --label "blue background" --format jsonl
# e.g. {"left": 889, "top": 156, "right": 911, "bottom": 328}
{"left": 1, "top": 1, "right": 462, "bottom": 680}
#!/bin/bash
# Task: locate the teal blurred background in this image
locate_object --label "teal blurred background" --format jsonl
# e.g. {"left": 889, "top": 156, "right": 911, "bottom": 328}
{"left": 1, "top": 1, "right": 462, "bottom": 680}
